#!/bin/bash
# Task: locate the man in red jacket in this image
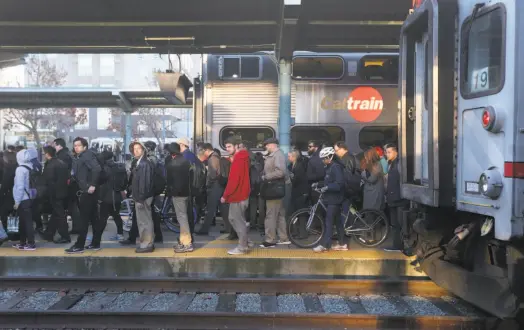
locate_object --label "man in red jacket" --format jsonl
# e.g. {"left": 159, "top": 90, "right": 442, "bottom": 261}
{"left": 221, "top": 137, "right": 251, "bottom": 255}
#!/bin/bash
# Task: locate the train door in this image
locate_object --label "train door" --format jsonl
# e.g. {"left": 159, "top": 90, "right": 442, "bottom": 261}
{"left": 456, "top": 0, "right": 519, "bottom": 240}
{"left": 399, "top": 0, "right": 457, "bottom": 207}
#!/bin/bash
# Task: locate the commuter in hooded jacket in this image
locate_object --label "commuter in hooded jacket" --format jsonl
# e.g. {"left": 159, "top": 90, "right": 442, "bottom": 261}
{"left": 221, "top": 137, "right": 251, "bottom": 255}
{"left": 13, "top": 149, "right": 38, "bottom": 251}
{"left": 65, "top": 137, "right": 102, "bottom": 254}
{"left": 130, "top": 141, "right": 156, "bottom": 253}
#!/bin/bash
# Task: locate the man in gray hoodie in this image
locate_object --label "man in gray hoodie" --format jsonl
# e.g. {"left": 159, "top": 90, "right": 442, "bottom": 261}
{"left": 13, "top": 149, "right": 37, "bottom": 251}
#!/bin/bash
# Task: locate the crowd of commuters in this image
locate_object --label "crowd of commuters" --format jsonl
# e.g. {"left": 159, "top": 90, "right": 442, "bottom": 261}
{"left": 0, "top": 135, "right": 407, "bottom": 255}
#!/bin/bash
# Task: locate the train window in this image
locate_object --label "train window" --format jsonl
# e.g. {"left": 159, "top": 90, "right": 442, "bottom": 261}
{"left": 292, "top": 56, "right": 344, "bottom": 80}
{"left": 219, "top": 126, "right": 275, "bottom": 149}
{"left": 290, "top": 126, "right": 345, "bottom": 151}
{"left": 358, "top": 55, "right": 398, "bottom": 82}
{"left": 359, "top": 126, "right": 398, "bottom": 150}
{"left": 219, "top": 56, "right": 261, "bottom": 79}
{"left": 461, "top": 5, "right": 505, "bottom": 98}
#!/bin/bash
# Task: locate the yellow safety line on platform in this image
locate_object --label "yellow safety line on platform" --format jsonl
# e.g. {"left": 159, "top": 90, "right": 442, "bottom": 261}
{"left": 0, "top": 247, "right": 413, "bottom": 260}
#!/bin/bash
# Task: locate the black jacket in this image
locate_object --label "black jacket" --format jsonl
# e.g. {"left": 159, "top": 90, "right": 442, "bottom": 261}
{"left": 386, "top": 158, "right": 404, "bottom": 206}
{"left": 322, "top": 162, "right": 345, "bottom": 205}
{"left": 42, "top": 157, "right": 69, "bottom": 199}
{"left": 0, "top": 153, "right": 17, "bottom": 213}
{"left": 166, "top": 154, "right": 190, "bottom": 197}
{"left": 290, "top": 157, "right": 309, "bottom": 198}
{"left": 131, "top": 156, "right": 154, "bottom": 203}
{"left": 307, "top": 149, "right": 325, "bottom": 184}
{"left": 56, "top": 148, "right": 73, "bottom": 171}
{"left": 72, "top": 149, "right": 102, "bottom": 192}
{"left": 338, "top": 152, "right": 358, "bottom": 173}
{"left": 100, "top": 160, "right": 126, "bottom": 205}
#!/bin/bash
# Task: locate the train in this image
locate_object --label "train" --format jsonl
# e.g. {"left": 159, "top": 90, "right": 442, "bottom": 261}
{"left": 398, "top": 0, "right": 524, "bottom": 320}
{"left": 193, "top": 52, "right": 399, "bottom": 154}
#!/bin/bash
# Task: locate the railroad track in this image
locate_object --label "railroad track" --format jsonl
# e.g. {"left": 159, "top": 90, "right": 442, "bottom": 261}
{"left": 0, "top": 277, "right": 499, "bottom": 329}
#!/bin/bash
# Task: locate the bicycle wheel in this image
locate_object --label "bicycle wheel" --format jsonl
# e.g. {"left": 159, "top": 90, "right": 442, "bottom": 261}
{"left": 287, "top": 208, "right": 325, "bottom": 249}
{"left": 351, "top": 209, "right": 389, "bottom": 248}
{"left": 162, "top": 204, "right": 198, "bottom": 233}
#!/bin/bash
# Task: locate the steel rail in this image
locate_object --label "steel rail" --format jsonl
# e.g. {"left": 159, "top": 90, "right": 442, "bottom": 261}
{"left": 0, "top": 277, "right": 448, "bottom": 296}
{"left": 0, "top": 311, "right": 490, "bottom": 329}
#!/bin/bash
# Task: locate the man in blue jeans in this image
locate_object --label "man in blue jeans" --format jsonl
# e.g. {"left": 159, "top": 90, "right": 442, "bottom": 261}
{"left": 313, "top": 147, "right": 348, "bottom": 253}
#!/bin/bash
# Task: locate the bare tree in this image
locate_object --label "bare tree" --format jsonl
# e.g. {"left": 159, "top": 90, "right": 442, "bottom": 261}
{"left": 2, "top": 55, "right": 87, "bottom": 147}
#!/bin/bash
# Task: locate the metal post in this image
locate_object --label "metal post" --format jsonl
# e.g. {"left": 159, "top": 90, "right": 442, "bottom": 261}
{"left": 278, "top": 58, "right": 292, "bottom": 155}
{"left": 124, "top": 111, "right": 132, "bottom": 156}
{"left": 162, "top": 109, "right": 166, "bottom": 146}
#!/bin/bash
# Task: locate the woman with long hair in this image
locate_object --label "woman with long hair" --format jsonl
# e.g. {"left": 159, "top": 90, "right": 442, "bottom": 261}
{"left": 360, "top": 148, "right": 385, "bottom": 211}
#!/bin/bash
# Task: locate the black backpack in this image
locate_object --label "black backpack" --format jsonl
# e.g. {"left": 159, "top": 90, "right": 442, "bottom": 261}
{"left": 218, "top": 157, "right": 231, "bottom": 186}
{"left": 189, "top": 161, "right": 206, "bottom": 196}
{"left": 342, "top": 155, "right": 362, "bottom": 195}
{"left": 249, "top": 157, "right": 264, "bottom": 193}
{"left": 96, "top": 156, "right": 109, "bottom": 185}
{"left": 152, "top": 161, "right": 167, "bottom": 196}
{"left": 20, "top": 165, "right": 41, "bottom": 199}
{"left": 111, "top": 163, "right": 128, "bottom": 192}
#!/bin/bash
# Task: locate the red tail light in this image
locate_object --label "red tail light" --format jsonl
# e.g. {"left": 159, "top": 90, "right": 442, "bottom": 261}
{"left": 482, "top": 110, "right": 491, "bottom": 128}
{"left": 504, "top": 162, "right": 524, "bottom": 178}
{"left": 412, "top": 0, "right": 424, "bottom": 9}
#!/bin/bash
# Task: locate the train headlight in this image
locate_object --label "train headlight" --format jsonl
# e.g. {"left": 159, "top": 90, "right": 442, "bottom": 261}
{"left": 479, "top": 167, "right": 503, "bottom": 199}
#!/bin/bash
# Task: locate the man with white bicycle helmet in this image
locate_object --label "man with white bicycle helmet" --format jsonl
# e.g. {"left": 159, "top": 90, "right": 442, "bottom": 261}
{"left": 313, "top": 146, "right": 348, "bottom": 253}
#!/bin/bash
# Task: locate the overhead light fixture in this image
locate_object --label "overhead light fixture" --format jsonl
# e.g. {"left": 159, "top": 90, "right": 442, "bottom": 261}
{"left": 144, "top": 37, "right": 195, "bottom": 41}
{"left": 0, "top": 45, "right": 155, "bottom": 50}
{"left": 220, "top": 45, "right": 227, "bottom": 49}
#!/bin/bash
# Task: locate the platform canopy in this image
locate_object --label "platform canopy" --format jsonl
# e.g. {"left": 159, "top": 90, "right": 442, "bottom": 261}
{"left": 0, "top": 88, "right": 193, "bottom": 109}
{"left": 0, "top": 0, "right": 412, "bottom": 57}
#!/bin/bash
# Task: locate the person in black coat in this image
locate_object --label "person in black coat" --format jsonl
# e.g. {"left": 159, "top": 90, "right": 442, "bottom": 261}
{"left": 306, "top": 140, "right": 326, "bottom": 205}
{"left": 99, "top": 151, "right": 127, "bottom": 241}
{"left": 288, "top": 149, "right": 309, "bottom": 214}
{"left": 40, "top": 146, "right": 70, "bottom": 244}
{"left": 0, "top": 150, "right": 17, "bottom": 237}
{"left": 383, "top": 144, "right": 408, "bottom": 252}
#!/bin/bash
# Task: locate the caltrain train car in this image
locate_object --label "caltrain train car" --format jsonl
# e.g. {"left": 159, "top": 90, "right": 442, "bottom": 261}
{"left": 193, "top": 52, "right": 399, "bottom": 154}
{"left": 399, "top": 0, "right": 524, "bottom": 320}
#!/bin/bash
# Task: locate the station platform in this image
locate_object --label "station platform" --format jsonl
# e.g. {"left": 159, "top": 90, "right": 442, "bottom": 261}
{"left": 0, "top": 219, "right": 425, "bottom": 279}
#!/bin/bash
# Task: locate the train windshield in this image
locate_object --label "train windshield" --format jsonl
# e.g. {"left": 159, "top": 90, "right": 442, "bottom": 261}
{"left": 357, "top": 55, "right": 398, "bottom": 82}
{"left": 461, "top": 6, "right": 504, "bottom": 97}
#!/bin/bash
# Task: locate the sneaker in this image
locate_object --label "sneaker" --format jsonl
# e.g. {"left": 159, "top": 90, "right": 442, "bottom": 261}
{"left": 20, "top": 244, "right": 36, "bottom": 251}
{"left": 277, "top": 240, "right": 291, "bottom": 245}
{"left": 259, "top": 242, "right": 276, "bottom": 248}
{"left": 85, "top": 245, "right": 101, "bottom": 251}
{"left": 313, "top": 245, "right": 328, "bottom": 253}
{"left": 65, "top": 246, "right": 85, "bottom": 254}
{"left": 383, "top": 246, "right": 402, "bottom": 252}
{"left": 227, "top": 247, "right": 248, "bottom": 255}
{"left": 174, "top": 243, "right": 194, "bottom": 253}
{"left": 332, "top": 244, "right": 349, "bottom": 251}
{"left": 109, "top": 234, "right": 125, "bottom": 241}
{"left": 119, "top": 239, "right": 136, "bottom": 245}
{"left": 247, "top": 240, "right": 255, "bottom": 248}
{"left": 12, "top": 243, "right": 24, "bottom": 249}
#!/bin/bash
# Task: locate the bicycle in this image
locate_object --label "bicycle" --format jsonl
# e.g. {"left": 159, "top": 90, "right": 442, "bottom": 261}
{"left": 287, "top": 188, "right": 389, "bottom": 248}
{"left": 121, "top": 193, "right": 197, "bottom": 233}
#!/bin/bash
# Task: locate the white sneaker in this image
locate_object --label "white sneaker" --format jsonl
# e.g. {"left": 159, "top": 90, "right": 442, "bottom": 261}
{"left": 247, "top": 240, "right": 255, "bottom": 248}
{"left": 332, "top": 244, "right": 349, "bottom": 251}
{"left": 313, "top": 245, "right": 328, "bottom": 253}
{"left": 277, "top": 240, "right": 291, "bottom": 245}
{"left": 228, "top": 247, "right": 248, "bottom": 255}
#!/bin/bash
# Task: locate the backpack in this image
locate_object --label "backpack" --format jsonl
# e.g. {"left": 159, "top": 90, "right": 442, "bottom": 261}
{"left": 111, "top": 163, "right": 128, "bottom": 192}
{"left": 20, "top": 165, "right": 41, "bottom": 200}
{"left": 342, "top": 155, "right": 362, "bottom": 195}
{"left": 189, "top": 161, "right": 206, "bottom": 196}
{"left": 218, "top": 157, "right": 231, "bottom": 186}
{"left": 96, "top": 156, "right": 109, "bottom": 185}
{"left": 152, "top": 161, "right": 167, "bottom": 196}
{"left": 249, "top": 157, "right": 264, "bottom": 193}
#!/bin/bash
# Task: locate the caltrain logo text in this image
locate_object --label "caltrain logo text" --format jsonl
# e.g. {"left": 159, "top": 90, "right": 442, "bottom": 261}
{"left": 347, "top": 87, "right": 383, "bottom": 123}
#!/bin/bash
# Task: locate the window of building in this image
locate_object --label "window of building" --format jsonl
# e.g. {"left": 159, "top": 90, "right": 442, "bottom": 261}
{"left": 292, "top": 56, "right": 344, "bottom": 80}
{"left": 77, "top": 55, "right": 92, "bottom": 77}
{"left": 357, "top": 55, "right": 398, "bottom": 82}
{"left": 218, "top": 56, "right": 261, "bottom": 79}
{"left": 74, "top": 108, "right": 90, "bottom": 130}
{"left": 219, "top": 126, "right": 275, "bottom": 149}
{"left": 97, "top": 108, "right": 111, "bottom": 130}
{"left": 290, "top": 126, "right": 345, "bottom": 151}
{"left": 100, "top": 54, "right": 115, "bottom": 77}
{"left": 461, "top": 5, "right": 505, "bottom": 98}
{"left": 358, "top": 126, "right": 398, "bottom": 150}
